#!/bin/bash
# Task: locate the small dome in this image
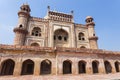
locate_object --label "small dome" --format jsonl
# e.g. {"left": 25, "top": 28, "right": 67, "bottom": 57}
{"left": 20, "top": 3, "right": 31, "bottom": 12}
{"left": 86, "top": 16, "right": 93, "bottom": 19}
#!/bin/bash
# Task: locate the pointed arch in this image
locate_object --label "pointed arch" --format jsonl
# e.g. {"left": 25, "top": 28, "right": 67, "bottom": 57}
{"left": 104, "top": 61, "right": 112, "bottom": 73}
{"left": 54, "top": 29, "right": 69, "bottom": 47}
{"left": 78, "top": 60, "right": 86, "bottom": 74}
{"left": 0, "top": 59, "right": 15, "bottom": 75}
{"left": 63, "top": 60, "right": 72, "bottom": 74}
{"left": 92, "top": 60, "right": 99, "bottom": 73}
{"left": 31, "top": 27, "right": 41, "bottom": 37}
{"left": 40, "top": 59, "right": 52, "bottom": 75}
{"left": 21, "top": 59, "right": 34, "bottom": 75}
{"left": 78, "top": 32, "right": 85, "bottom": 41}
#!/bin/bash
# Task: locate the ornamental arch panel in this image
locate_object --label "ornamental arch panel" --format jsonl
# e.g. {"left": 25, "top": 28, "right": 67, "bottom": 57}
{"left": 40, "top": 59, "right": 52, "bottom": 75}
{"left": 92, "top": 60, "right": 99, "bottom": 73}
{"left": 78, "top": 60, "right": 86, "bottom": 74}
{"left": 104, "top": 61, "right": 112, "bottom": 74}
{"left": 63, "top": 60, "right": 72, "bottom": 74}
{"left": 0, "top": 59, "right": 15, "bottom": 75}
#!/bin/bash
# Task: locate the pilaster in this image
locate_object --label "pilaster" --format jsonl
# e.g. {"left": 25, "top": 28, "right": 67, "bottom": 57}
{"left": 111, "top": 61, "right": 116, "bottom": 73}
{"left": 58, "top": 61, "right": 62, "bottom": 75}
{"left": 13, "top": 58, "right": 22, "bottom": 76}
{"left": 34, "top": 59, "right": 40, "bottom": 76}
{"left": 86, "top": 60, "right": 92, "bottom": 74}
{"left": 51, "top": 60, "right": 56, "bottom": 75}
{"left": 99, "top": 60, "right": 106, "bottom": 74}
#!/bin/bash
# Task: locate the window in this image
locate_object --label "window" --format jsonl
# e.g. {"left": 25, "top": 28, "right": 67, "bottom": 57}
{"left": 64, "top": 36, "right": 67, "bottom": 41}
{"left": 31, "top": 27, "right": 41, "bottom": 37}
{"left": 78, "top": 32, "right": 85, "bottom": 41}
{"left": 58, "top": 36, "right": 62, "bottom": 40}
{"left": 19, "top": 24, "right": 23, "bottom": 28}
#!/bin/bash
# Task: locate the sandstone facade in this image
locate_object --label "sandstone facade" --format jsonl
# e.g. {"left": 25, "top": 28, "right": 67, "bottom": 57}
{"left": 0, "top": 3, "right": 120, "bottom": 80}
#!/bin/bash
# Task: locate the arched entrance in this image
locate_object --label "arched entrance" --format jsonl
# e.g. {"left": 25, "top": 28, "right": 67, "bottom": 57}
{"left": 54, "top": 29, "right": 69, "bottom": 47}
{"left": 115, "top": 61, "right": 119, "bottom": 72}
{"left": 104, "top": 61, "right": 112, "bottom": 73}
{"left": 92, "top": 61, "right": 99, "bottom": 73}
{"left": 78, "top": 61, "right": 86, "bottom": 74}
{"left": 63, "top": 60, "right": 72, "bottom": 74}
{"left": 40, "top": 59, "right": 51, "bottom": 75}
{"left": 21, "top": 59, "right": 34, "bottom": 75}
{"left": 0, "top": 59, "right": 15, "bottom": 75}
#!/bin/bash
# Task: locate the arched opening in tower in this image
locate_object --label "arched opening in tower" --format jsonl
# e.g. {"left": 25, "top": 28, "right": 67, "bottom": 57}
{"left": 78, "top": 61, "right": 86, "bottom": 74}
{"left": 31, "top": 43, "right": 39, "bottom": 47}
{"left": 0, "top": 59, "right": 15, "bottom": 75}
{"left": 40, "top": 59, "right": 51, "bottom": 75}
{"left": 92, "top": 61, "right": 99, "bottom": 73}
{"left": 21, "top": 59, "right": 34, "bottom": 75}
{"left": 115, "top": 61, "right": 119, "bottom": 72}
{"left": 54, "top": 29, "right": 69, "bottom": 47}
{"left": 63, "top": 60, "right": 72, "bottom": 74}
{"left": 104, "top": 61, "right": 112, "bottom": 74}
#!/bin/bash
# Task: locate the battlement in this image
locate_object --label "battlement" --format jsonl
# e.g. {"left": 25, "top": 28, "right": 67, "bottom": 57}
{"left": 48, "top": 11, "right": 73, "bottom": 22}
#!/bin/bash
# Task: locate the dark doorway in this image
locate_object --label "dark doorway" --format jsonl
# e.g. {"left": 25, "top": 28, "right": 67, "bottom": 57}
{"left": 40, "top": 60, "right": 51, "bottom": 75}
{"left": 104, "top": 61, "right": 112, "bottom": 74}
{"left": 92, "top": 61, "right": 99, "bottom": 73}
{"left": 78, "top": 61, "right": 86, "bottom": 74}
{"left": 115, "top": 61, "right": 119, "bottom": 72}
{"left": 21, "top": 59, "right": 34, "bottom": 75}
{"left": 63, "top": 60, "right": 72, "bottom": 74}
{"left": 0, "top": 59, "right": 15, "bottom": 75}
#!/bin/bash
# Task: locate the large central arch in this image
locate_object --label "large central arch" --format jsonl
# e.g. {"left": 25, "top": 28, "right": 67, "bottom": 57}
{"left": 54, "top": 29, "right": 69, "bottom": 47}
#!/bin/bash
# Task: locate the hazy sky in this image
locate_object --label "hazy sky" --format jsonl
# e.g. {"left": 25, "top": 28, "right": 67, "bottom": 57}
{"left": 0, "top": 0, "right": 120, "bottom": 51}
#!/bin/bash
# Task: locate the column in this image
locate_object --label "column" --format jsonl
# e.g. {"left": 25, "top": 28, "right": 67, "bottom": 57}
{"left": 13, "top": 58, "right": 22, "bottom": 76}
{"left": 58, "top": 61, "right": 62, "bottom": 75}
{"left": 99, "top": 60, "right": 106, "bottom": 74}
{"left": 86, "top": 60, "right": 92, "bottom": 74}
{"left": 34, "top": 59, "right": 40, "bottom": 76}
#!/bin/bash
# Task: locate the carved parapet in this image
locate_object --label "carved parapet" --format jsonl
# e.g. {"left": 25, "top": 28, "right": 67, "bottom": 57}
{"left": 13, "top": 27, "right": 28, "bottom": 34}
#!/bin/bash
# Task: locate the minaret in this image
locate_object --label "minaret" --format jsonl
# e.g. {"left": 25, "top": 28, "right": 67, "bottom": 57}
{"left": 85, "top": 16, "right": 98, "bottom": 49}
{"left": 13, "top": 4, "right": 31, "bottom": 45}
